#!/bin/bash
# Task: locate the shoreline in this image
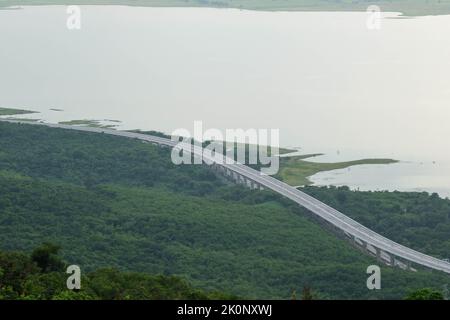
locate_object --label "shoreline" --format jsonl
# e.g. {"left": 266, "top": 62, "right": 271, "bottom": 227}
{"left": 277, "top": 155, "right": 398, "bottom": 186}
{"left": 0, "top": 114, "right": 400, "bottom": 193}
{"left": 2, "top": 118, "right": 448, "bottom": 199}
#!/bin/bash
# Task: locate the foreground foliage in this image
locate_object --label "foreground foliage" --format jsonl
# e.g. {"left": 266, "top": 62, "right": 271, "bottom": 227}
{"left": 0, "top": 244, "right": 233, "bottom": 300}
{"left": 404, "top": 288, "right": 445, "bottom": 300}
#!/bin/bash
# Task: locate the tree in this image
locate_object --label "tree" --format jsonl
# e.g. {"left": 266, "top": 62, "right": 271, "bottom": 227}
{"left": 51, "top": 290, "right": 95, "bottom": 300}
{"left": 31, "top": 243, "right": 65, "bottom": 273}
{"left": 301, "top": 286, "right": 314, "bottom": 300}
{"left": 0, "top": 251, "right": 39, "bottom": 295}
{"left": 405, "top": 288, "right": 444, "bottom": 300}
{"left": 291, "top": 289, "right": 297, "bottom": 300}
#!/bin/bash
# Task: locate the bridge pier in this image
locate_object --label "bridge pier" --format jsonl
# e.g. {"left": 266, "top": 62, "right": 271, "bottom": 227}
{"left": 389, "top": 254, "right": 396, "bottom": 267}
{"left": 241, "top": 176, "right": 247, "bottom": 186}
{"left": 406, "top": 260, "right": 412, "bottom": 270}
{"left": 354, "top": 238, "right": 389, "bottom": 267}
{"left": 373, "top": 247, "right": 409, "bottom": 270}
{"left": 215, "top": 166, "right": 265, "bottom": 191}
{"left": 244, "top": 177, "right": 256, "bottom": 190}
{"left": 376, "top": 247, "right": 381, "bottom": 261}
{"left": 205, "top": 161, "right": 266, "bottom": 191}
{"left": 252, "top": 181, "right": 261, "bottom": 190}
{"left": 244, "top": 178, "right": 253, "bottom": 189}
{"left": 235, "top": 172, "right": 241, "bottom": 183}
{"left": 353, "top": 236, "right": 366, "bottom": 249}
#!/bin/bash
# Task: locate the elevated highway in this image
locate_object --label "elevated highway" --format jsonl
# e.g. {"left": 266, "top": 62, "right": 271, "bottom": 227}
{"left": 3, "top": 119, "right": 450, "bottom": 274}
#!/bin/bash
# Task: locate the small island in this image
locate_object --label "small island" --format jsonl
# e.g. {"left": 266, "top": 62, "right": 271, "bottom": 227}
{"left": 59, "top": 119, "right": 119, "bottom": 129}
{"left": 277, "top": 154, "right": 398, "bottom": 186}
{"left": 0, "top": 107, "right": 38, "bottom": 116}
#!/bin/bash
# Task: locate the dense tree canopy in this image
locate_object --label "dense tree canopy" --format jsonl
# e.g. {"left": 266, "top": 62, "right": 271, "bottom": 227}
{"left": 0, "top": 245, "right": 233, "bottom": 300}
{"left": 0, "top": 122, "right": 449, "bottom": 299}
{"left": 404, "top": 288, "right": 445, "bottom": 300}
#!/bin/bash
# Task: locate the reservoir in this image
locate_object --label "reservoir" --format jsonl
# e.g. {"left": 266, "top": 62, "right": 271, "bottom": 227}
{"left": 1, "top": 6, "right": 449, "bottom": 197}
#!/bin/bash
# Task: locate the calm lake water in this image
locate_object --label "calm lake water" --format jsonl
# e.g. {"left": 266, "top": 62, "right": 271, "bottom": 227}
{"left": 1, "top": 6, "right": 449, "bottom": 197}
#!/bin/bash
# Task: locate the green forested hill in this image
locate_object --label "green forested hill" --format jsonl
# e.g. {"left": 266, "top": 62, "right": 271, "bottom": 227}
{"left": 0, "top": 122, "right": 449, "bottom": 299}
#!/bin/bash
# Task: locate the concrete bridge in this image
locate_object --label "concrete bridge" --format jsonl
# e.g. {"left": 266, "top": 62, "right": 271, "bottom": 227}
{"left": 3, "top": 120, "right": 450, "bottom": 275}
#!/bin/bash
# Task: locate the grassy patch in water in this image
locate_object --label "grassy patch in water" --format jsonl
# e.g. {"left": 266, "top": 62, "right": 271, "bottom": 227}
{"left": 0, "top": 107, "right": 38, "bottom": 116}
{"left": 277, "top": 155, "right": 398, "bottom": 186}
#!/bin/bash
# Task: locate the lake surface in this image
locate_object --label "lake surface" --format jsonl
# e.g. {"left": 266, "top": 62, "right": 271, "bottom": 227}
{"left": 310, "top": 160, "right": 450, "bottom": 198}
{"left": 1, "top": 6, "right": 449, "bottom": 197}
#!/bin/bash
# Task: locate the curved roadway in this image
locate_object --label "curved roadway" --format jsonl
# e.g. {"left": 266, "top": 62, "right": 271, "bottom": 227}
{"left": 3, "top": 120, "right": 450, "bottom": 274}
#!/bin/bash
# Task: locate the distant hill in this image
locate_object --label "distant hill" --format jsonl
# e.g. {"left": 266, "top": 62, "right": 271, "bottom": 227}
{"left": 2, "top": 0, "right": 450, "bottom": 16}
